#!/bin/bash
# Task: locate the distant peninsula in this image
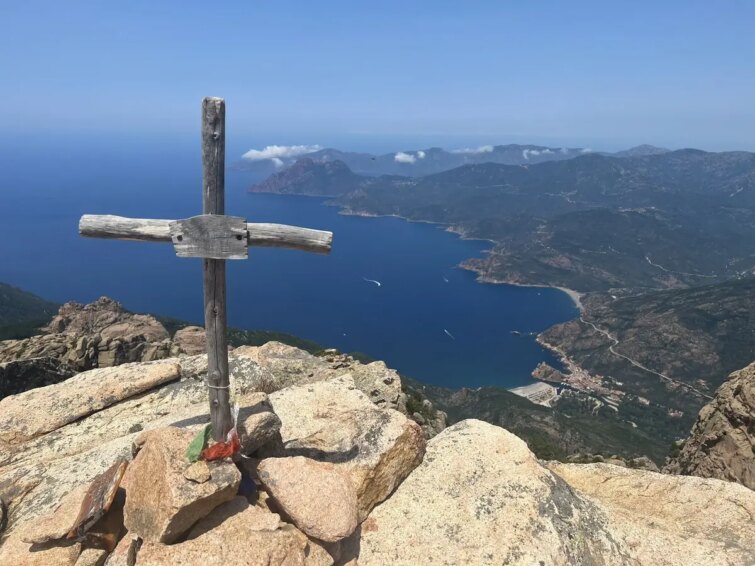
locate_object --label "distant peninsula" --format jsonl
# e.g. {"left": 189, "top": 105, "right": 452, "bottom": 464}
{"left": 248, "top": 145, "right": 755, "bottom": 455}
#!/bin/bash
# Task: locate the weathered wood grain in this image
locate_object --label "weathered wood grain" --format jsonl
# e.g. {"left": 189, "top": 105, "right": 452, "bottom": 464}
{"left": 201, "top": 97, "right": 233, "bottom": 441}
{"left": 79, "top": 215, "right": 172, "bottom": 242}
{"left": 80, "top": 215, "right": 333, "bottom": 254}
{"left": 246, "top": 222, "right": 332, "bottom": 254}
{"left": 169, "top": 215, "right": 248, "bottom": 260}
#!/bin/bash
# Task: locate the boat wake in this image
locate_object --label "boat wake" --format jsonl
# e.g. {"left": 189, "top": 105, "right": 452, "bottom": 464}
{"left": 363, "top": 277, "right": 382, "bottom": 287}
{"left": 443, "top": 328, "right": 456, "bottom": 340}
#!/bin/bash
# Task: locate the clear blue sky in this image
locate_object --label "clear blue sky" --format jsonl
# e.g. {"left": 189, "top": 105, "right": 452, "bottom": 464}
{"left": 2, "top": 1, "right": 754, "bottom": 151}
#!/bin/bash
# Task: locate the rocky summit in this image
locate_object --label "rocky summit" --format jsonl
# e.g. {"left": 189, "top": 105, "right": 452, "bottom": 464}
{"left": 0, "top": 298, "right": 173, "bottom": 397}
{"left": 665, "top": 361, "right": 755, "bottom": 489}
{"left": 0, "top": 337, "right": 753, "bottom": 565}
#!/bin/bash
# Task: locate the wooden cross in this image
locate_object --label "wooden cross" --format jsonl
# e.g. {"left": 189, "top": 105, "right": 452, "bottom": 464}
{"left": 79, "top": 97, "right": 333, "bottom": 441}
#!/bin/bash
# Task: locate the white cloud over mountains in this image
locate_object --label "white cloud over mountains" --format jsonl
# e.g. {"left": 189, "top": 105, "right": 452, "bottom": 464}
{"left": 450, "top": 145, "right": 494, "bottom": 154}
{"left": 394, "top": 151, "right": 426, "bottom": 164}
{"left": 242, "top": 144, "right": 322, "bottom": 164}
{"left": 522, "top": 148, "right": 555, "bottom": 160}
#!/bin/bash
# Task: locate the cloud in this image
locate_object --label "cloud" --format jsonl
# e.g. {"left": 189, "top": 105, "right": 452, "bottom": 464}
{"left": 394, "top": 151, "right": 417, "bottom": 164}
{"left": 416, "top": 150, "right": 426, "bottom": 159}
{"left": 522, "top": 148, "right": 555, "bottom": 160}
{"left": 242, "top": 144, "right": 322, "bottom": 162}
{"left": 450, "top": 145, "right": 494, "bottom": 154}
{"left": 581, "top": 148, "right": 593, "bottom": 153}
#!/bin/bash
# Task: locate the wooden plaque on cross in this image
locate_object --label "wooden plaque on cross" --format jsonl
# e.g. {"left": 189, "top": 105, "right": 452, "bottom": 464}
{"left": 79, "top": 97, "right": 333, "bottom": 441}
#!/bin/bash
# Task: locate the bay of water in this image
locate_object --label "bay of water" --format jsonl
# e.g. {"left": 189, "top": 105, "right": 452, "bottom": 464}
{"left": 0, "top": 136, "right": 577, "bottom": 388}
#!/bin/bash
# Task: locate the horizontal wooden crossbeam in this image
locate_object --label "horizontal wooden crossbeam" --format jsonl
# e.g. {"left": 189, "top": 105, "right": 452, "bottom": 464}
{"left": 79, "top": 214, "right": 333, "bottom": 254}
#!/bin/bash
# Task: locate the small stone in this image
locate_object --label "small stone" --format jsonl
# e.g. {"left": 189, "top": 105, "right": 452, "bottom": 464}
{"left": 122, "top": 427, "right": 240, "bottom": 543}
{"left": 237, "top": 394, "right": 282, "bottom": 455}
{"left": 257, "top": 456, "right": 359, "bottom": 542}
{"left": 103, "top": 533, "right": 141, "bottom": 566}
{"left": 183, "top": 461, "right": 211, "bottom": 484}
{"left": 187, "top": 497, "right": 281, "bottom": 537}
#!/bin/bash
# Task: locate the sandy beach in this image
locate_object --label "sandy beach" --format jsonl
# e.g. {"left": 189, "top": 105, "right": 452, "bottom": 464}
{"left": 509, "top": 381, "right": 558, "bottom": 406}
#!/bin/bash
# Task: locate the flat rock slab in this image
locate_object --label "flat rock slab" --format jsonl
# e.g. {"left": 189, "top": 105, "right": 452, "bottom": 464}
{"left": 266, "top": 374, "right": 425, "bottom": 521}
{"left": 258, "top": 456, "right": 358, "bottom": 542}
{"left": 548, "top": 461, "right": 755, "bottom": 565}
{"left": 234, "top": 342, "right": 406, "bottom": 412}
{"left": 0, "top": 534, "right": 81, "bottom": 566}
{"left": 350, "top": 419, "right": 755, "bottom": 566}
{"left": 0, "top": 360, "right": 180, "bottom": 448}
{"left": 351, "top": 419, "right": 627, "bottom": 565}
{"left": 122, "top": 427, "right": 240, "bottom": 543}
{"left": 136, "top": 496, "right": 332, "bottom": 566}
{"left": 21, "top": 484, "right": 89, "bottom": 544}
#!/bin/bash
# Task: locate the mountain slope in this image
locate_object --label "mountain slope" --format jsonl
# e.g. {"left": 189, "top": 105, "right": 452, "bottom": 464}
{"left": 612, "top": 144, "right": 670, "bottom": 157}
{"left": 406, "top": 378, "right": 671, "bottom": 463}
{"left": 251, "top": 149, "right": 755, "bottom": 291}
{"left": 538, "top": 278, "right": 755, "bottom": 448}
{"left": 0, "top": 283, "right": 59, "bottom": 339}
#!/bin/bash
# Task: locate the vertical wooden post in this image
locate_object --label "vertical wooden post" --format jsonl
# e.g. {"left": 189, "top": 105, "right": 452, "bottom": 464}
{"left": 201, "top": 97, "right": 233, "bottom": 441}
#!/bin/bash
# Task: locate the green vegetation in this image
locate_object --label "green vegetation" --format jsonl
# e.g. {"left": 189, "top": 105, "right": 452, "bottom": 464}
{"left": 405, "top": 377, "right": 670, "bottom": 464}
{"left": 541, "top": 277, "right": 755, "bottom": 448}
{"left": 0, "top": 319, "right": 52, "bottom": 341}
{"left": 0, "top": 283, "right": 59, "bottom": 340}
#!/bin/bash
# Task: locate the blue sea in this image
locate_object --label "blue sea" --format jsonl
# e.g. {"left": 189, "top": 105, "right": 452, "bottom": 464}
{"left": 0, "top": 135, "right": 577, "bottom": 389}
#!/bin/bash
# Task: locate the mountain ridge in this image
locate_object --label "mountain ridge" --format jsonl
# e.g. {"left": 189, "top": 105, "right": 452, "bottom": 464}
{"left": 237, "top": 142, "right": 672, "bottom": 178}
{"left": 251, "top": 149, "right": 755, "bottom": 292}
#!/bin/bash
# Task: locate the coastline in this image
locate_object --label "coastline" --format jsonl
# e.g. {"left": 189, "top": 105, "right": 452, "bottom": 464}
{"left": 337, "top": 207, "right": 498, "bottom": 245}
{"left": 461, "top": 266, "right": 584, "bottom": 312}
{"left": 251, "top": 192, "right": 585, "bottom": 313}
{"left": 339, "top": 205, "right": 584, "bottom": 310}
